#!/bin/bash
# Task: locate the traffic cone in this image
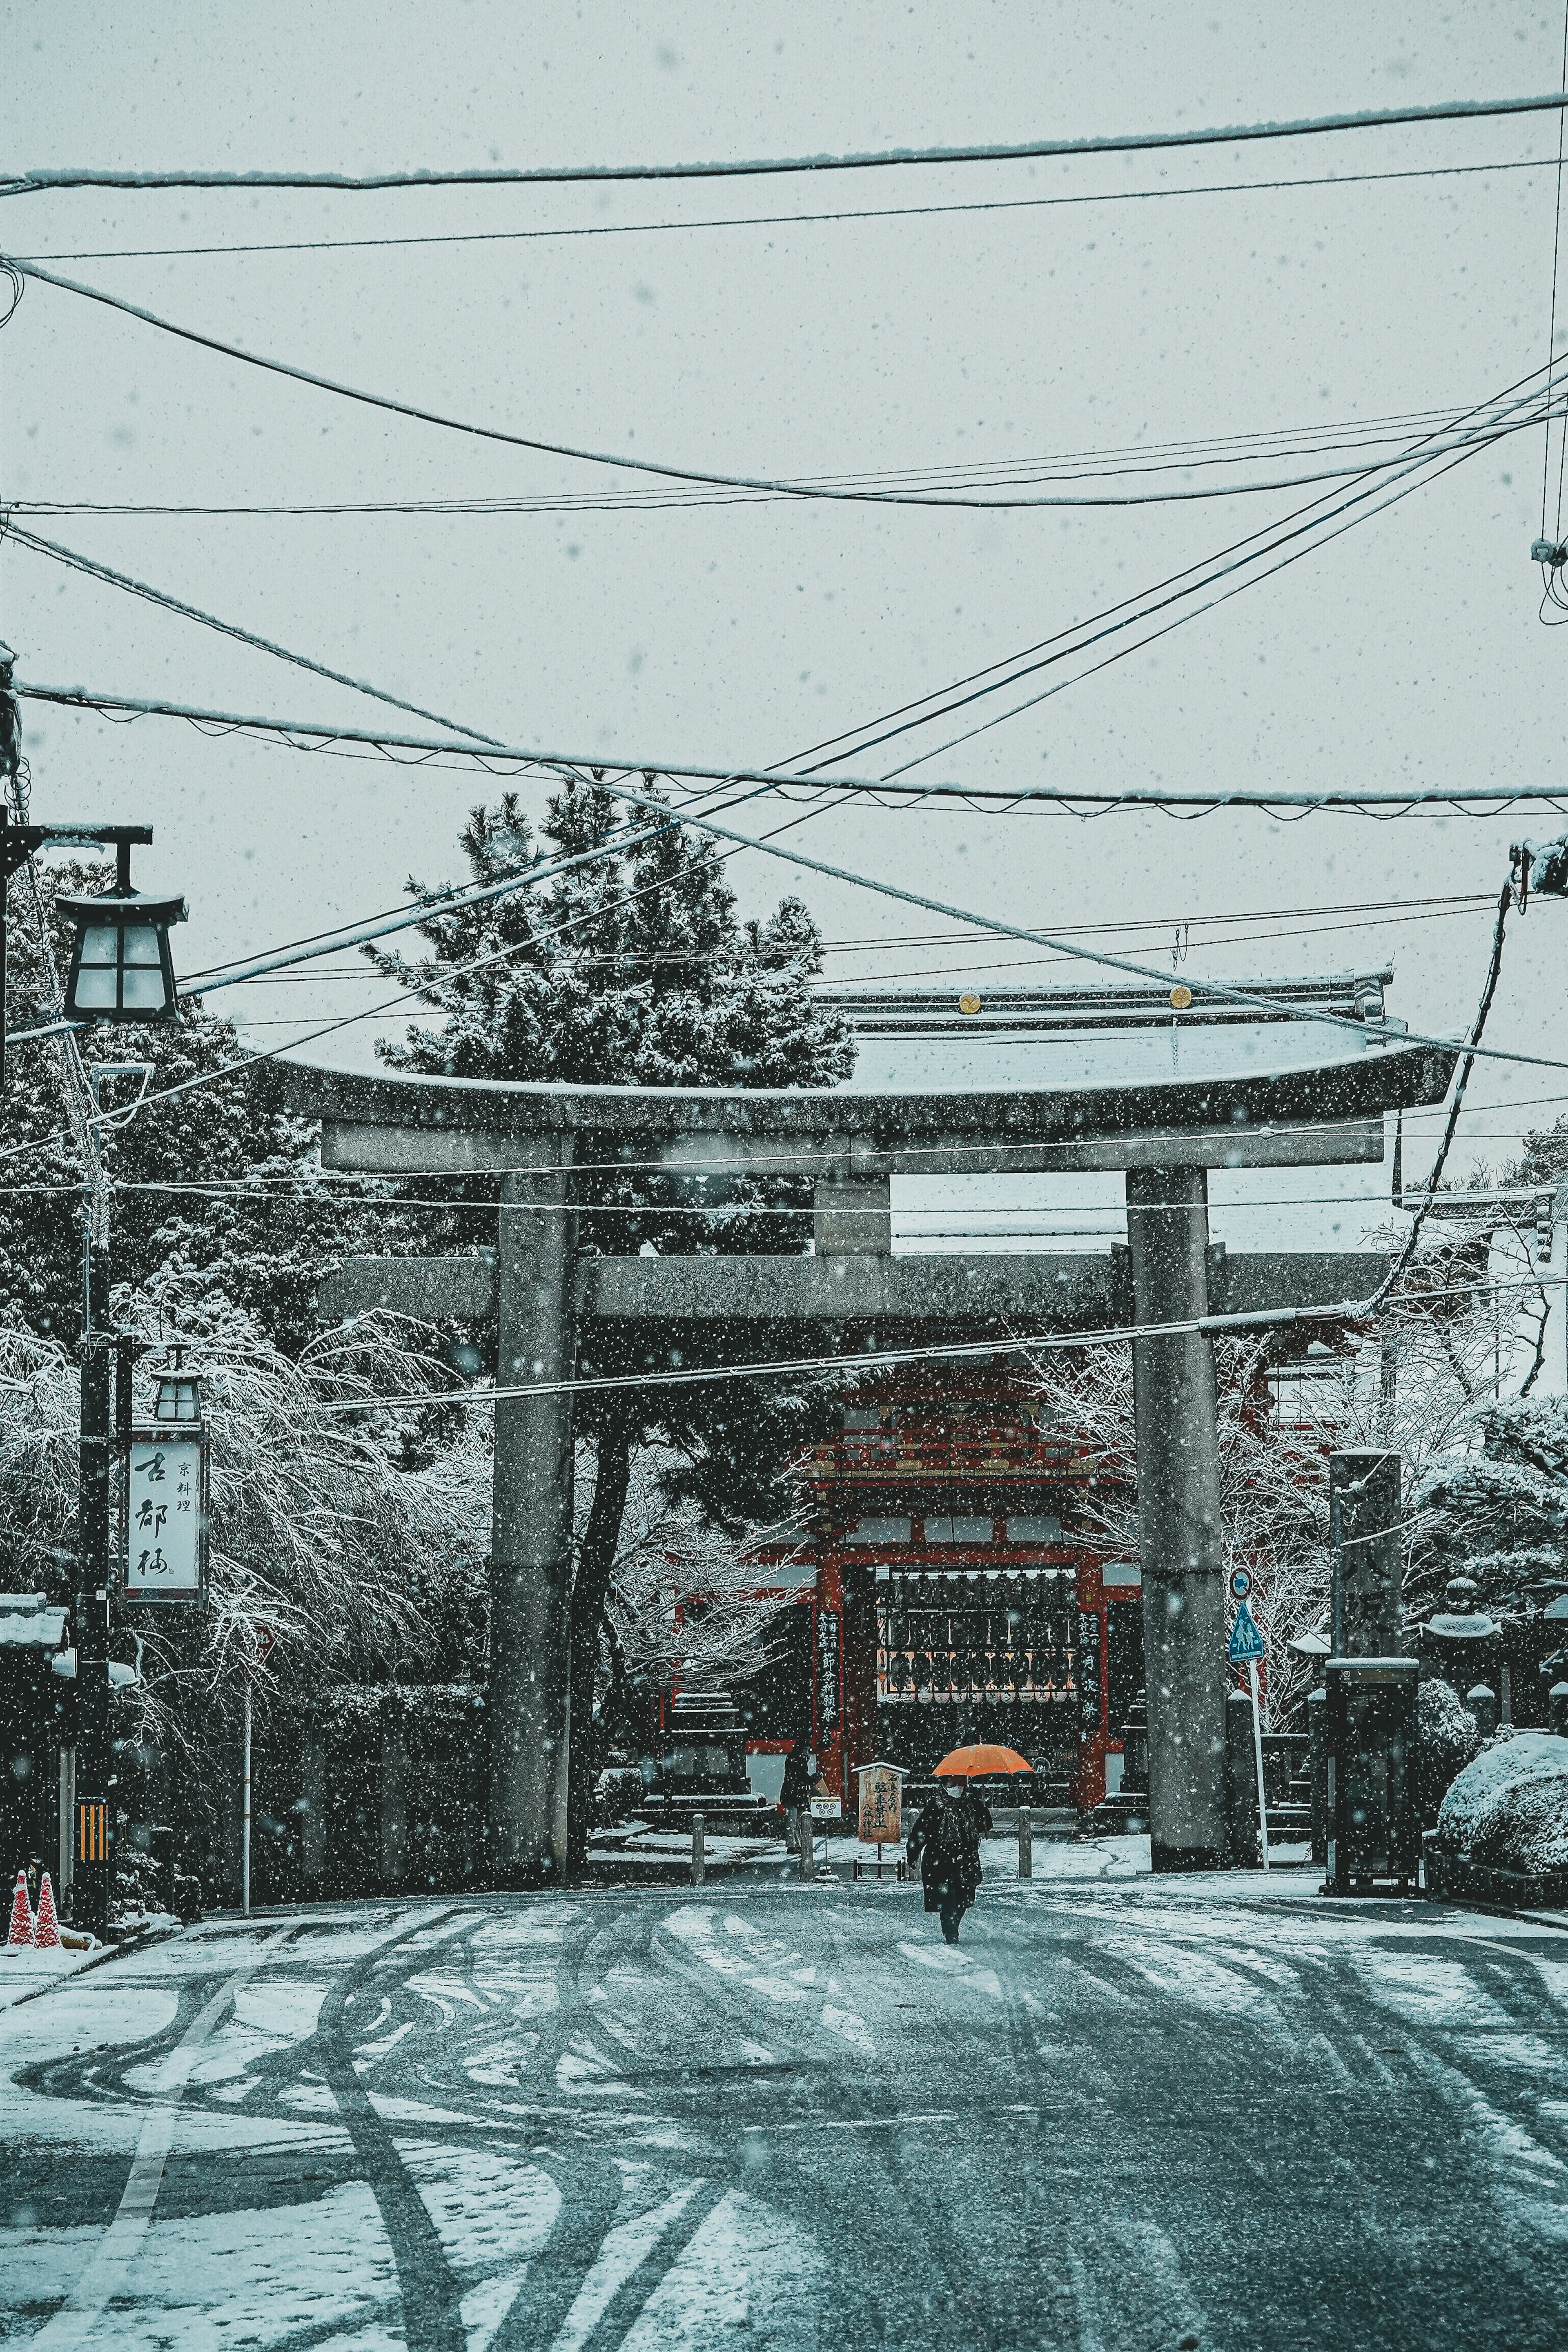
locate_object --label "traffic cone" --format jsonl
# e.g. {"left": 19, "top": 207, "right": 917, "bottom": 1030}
{"left": 33, "top": 1874, "right": 60, "bottom": 1950}
{"left": 7, "top": 1869, "right": 34, "bottom": 1946}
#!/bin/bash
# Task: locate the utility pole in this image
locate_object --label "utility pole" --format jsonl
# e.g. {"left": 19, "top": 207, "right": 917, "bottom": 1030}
{"left": 74, "top": 1216, "right": 114, "bottom": 1938}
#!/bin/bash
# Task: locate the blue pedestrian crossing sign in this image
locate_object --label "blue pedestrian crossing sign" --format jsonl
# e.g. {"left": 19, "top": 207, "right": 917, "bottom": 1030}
{"left": 1228, "top": 1600, "right": 1266, "bottom": 1663}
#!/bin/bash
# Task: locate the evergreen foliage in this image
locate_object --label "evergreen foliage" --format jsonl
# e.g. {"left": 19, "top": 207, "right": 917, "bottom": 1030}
{"left": 1410, "top": 1392, "right": 1568, "bottom": 1615}
{"left": 0, "top": 858, "right": 399, "bottom": 1355}
{"left": 366, "top": 784, "right": 855, "bottom": 1850}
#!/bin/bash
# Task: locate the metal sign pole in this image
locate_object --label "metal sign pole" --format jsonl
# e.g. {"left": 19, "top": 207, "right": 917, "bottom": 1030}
{"left": 1248, "top": 1660, "right": 1271, "bottom": 1871}
{"left": 242, "top": 1684, "right": 252, "bottom": 1919}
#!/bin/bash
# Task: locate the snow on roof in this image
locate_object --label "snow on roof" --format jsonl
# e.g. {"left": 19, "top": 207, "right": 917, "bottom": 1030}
{"left": 0, "top": 1594, "right": 68, "bottom": 1650}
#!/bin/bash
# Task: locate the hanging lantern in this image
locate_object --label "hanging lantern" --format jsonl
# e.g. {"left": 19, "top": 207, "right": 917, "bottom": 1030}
{"left": 59, "top": 884, "right": 187, "bottom": 1021}
{"left": 152, "top": 1368, "right": 203, "bottom": 1424}
{"left": 58, "top": 840, "right": 185, "bottom": 1024}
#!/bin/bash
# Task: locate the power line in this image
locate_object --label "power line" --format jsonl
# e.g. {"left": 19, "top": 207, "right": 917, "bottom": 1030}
{"left": 45, "top": 707, "right": 1562, "bottom": 1124}
{"left": 882, "top": 423, "right": 1508, "bottom": 777}
{"left": 0, "top": 1177, "right": 1465, "bottom": 1216}
{"left": 7, "top": 155, "right": 1564, "bottom": 261}
{"left": 0, "top": 436, "right": 1529, "bottom": 517}
{"left": 1545, "top": 6, "right": 1568, "bottom": 543}
{"left": 3, "top": 524, "right": 503, "bottom": 749}
{"left": 782, "top": 368, "right": 1566, "bottom": 773}
{"left": 7, "top": 255, "right": 1559, "bottom": 515}
{"left": 207, "top": 895, "right": 1500, "bottom": 993}
{"left": 396, "top": 759, "right": 1568, "bottom": 1077}
{"left": 804, "top": 374, "right": 1563, "bottom": 775}
{"left": 7, "top": 92, "right": 1568, "bottom": 196}
{"left": 7, "top": 364, "right": 1554, "bottom": 810}
{"left": 301, "top": 1271, "right": 1568, "bottom": 1414}
{"left": 21, "top": 680, "right": 1568, "bottom": 814}
{"left": 3, "top": 406, "right": 1546, "bottom": 518}
{"left": 2, "top": 399, "right": 1544, "bottom": 488}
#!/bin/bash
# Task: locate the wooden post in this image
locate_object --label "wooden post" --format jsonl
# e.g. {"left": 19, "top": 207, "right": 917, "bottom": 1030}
{"left": 691, "top": 1812, "right": 705, "bottom": 1886}
{"left": 1018, "top": 1808, "right": 1033, "bottom": 1879}
{"left": 489, "top": 1140, "right": 579, "bottom": 1889}
{"left": 1125, "top": 1166, "right": 1229, "bottom": 1871}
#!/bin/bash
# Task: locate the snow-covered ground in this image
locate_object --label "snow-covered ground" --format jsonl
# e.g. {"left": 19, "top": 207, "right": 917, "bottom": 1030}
{"left": 0, "top": 1939, "right": 103, "bottom": 2013}
{"left": 3, "top": 1884, "right": 1566, "bottom": 2350}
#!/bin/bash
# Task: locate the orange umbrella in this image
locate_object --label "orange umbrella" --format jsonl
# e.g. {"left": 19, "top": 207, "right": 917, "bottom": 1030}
{"left": 933, "top": 1743, "right": 1033, "bottom": 1779}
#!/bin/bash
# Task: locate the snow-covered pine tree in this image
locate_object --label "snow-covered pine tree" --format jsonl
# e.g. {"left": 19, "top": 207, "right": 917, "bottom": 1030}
{"left": 365, "top": 781, "right": 854, "bottom": 1860}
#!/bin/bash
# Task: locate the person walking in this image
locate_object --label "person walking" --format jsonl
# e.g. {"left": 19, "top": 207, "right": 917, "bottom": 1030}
{"left": 780, "top": 1743, "right": 812, "bottom": 1856}
{"left": 907, "top": 1782, "right": 982, "bottom": 1944}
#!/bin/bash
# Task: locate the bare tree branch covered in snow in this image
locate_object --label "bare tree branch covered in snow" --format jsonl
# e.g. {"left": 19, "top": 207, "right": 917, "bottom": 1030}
{"left": 575, "top": 1440, "right": 807, "bottom": 1714}
{"left": 1025, "top": 1335, "right": 1334, "bottom": 1724}
{"left": 0, "top": 1298, "right": 491, "bottom": 1751}
{"left": 1024, "top": 1226, "right": 1550, "bottom": 1723}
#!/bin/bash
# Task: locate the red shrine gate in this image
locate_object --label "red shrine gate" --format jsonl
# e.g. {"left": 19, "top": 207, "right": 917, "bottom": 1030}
{"left": 743, "top": 1373, "right": 1145, "bottom": 1813}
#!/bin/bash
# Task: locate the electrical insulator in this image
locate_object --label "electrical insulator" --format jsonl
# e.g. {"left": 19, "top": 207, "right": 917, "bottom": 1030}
{"left": 1539, "top": 1195, "right": 1555, "bottom": 1264}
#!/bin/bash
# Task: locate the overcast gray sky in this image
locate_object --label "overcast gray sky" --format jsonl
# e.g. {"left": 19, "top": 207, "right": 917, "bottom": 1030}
{"left": 4, "top": 2, "right": 1568, "bottom": 1186}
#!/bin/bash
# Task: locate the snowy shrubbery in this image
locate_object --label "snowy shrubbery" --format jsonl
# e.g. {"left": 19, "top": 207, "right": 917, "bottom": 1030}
{"left": 1434, "top": 1731, "right": 1568, "bottom": 1875}
{"left": 1410, "top": 1394, "right": 1568, "bottom": 1618}
{"left": 1416, "top": 1677, "right": 1482, "bottom": 1824}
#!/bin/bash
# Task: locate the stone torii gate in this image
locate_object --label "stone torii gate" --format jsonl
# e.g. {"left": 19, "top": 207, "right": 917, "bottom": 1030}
{"left": 288, "top": 1020, "right": 1456, "bottom": 1882}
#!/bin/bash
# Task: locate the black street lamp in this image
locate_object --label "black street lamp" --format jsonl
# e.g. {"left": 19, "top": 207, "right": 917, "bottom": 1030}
{"left": 0, "top": 810, "right": 187, "bottom": 1089}
{"left": 59, "top": 849, "right": 187, "bottom": 1024}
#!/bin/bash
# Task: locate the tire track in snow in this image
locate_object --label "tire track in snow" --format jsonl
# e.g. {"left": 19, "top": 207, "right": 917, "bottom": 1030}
{"left": 26, "top": 1929, "right": 296, "bottom": 2350}
{"left": 314, "top": 1906, "right": 468, "bottom": 2352}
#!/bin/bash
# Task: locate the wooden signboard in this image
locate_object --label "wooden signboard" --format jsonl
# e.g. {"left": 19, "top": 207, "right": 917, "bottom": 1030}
{"left": 122, "top": 1427, "right": 208, "bottom": 1603}
{"left": 857, "top": 1761, "right": 905, "bottom": 1846}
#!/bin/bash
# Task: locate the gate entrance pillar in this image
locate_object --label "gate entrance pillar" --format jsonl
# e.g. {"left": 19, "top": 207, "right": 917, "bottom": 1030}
{"left": 489, "top": 1141, "right": 578, "bottom": 1886}
{"left": 1125, "top": 1165, "right": 1229, "bottom": 1870}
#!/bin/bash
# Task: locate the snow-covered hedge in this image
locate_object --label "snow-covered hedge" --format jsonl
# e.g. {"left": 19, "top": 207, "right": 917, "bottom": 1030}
{"left": 1434, "top": 1731, "right": 1568, "bottom": 1874}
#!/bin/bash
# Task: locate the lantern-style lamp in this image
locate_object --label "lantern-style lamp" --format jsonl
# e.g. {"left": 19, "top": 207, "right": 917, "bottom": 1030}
{"left": 59, "top": 841, "right": 186, "bottom": 1022}
{"left": 152, "top": 1348, "right": 203, "bottom": 1425}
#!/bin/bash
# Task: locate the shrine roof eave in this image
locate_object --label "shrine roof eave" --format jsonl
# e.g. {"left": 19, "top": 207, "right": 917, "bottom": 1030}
{"left": 285, "top": 1040, "right": 1456, "bottom": 1162}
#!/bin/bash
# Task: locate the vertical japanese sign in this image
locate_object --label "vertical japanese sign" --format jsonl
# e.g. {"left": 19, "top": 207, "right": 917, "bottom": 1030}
{"left": 123, "top": 1426, "right": 207, "bottom": 1602}
{"left": 856, "top": 1761, "right": 904, "bottom": 1846}
{"left": 815, "top": 1604, "right": 841, "bottom": 1745}
{"left": 1076, "top": 1607, "right": 1102, "bottom": 1746}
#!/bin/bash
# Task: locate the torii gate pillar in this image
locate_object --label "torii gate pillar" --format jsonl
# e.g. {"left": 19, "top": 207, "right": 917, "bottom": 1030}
{"left": 1125, "top": 1165, "right": 1229, "bottom": 1870}
{"left": 490, "top": 1144, "right": 578, "bottom": 1886}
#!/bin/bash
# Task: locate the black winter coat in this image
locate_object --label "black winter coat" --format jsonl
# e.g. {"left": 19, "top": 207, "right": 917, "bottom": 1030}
{"left": 907, "top": 1794, "right": 982, "bottom": 1913}
{"left": 958, "top": 1788, "right": 993, "bottom": 1842}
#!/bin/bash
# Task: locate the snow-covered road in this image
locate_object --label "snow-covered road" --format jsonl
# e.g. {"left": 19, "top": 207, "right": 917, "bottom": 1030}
{"left": 2, "top": 1877, "right": 1566, "bottom": 2350}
